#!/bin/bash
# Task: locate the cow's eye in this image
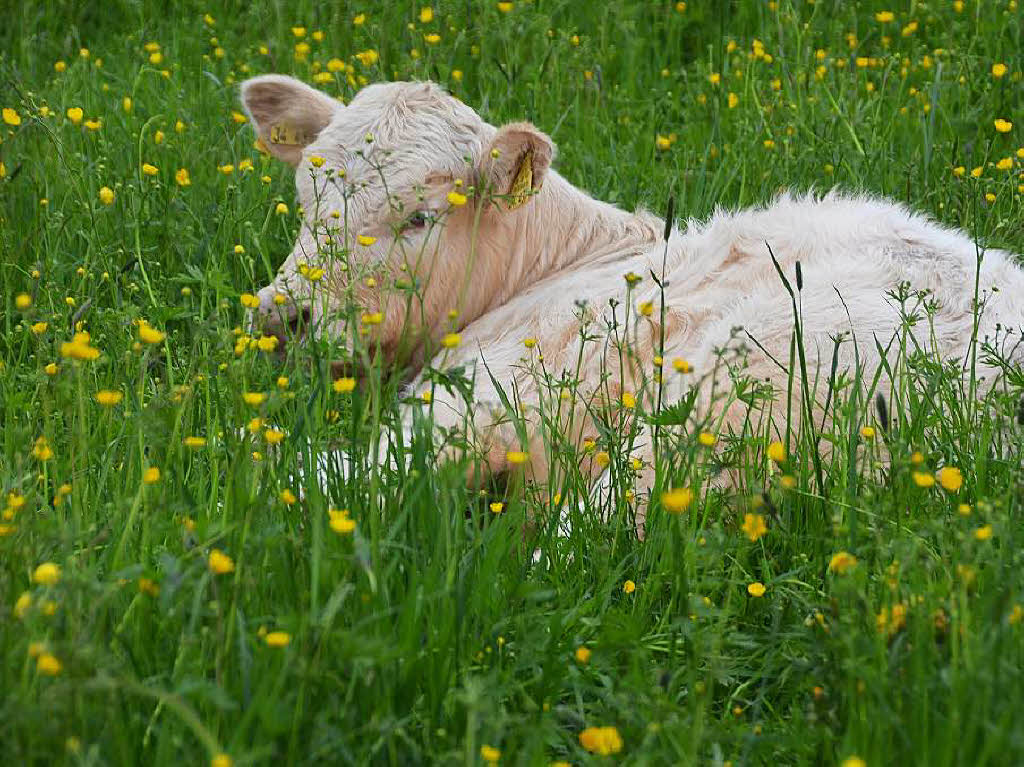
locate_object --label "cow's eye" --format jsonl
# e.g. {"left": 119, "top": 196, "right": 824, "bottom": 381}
{"left": 403, "top": 210, "right": 430, "bottom": 230}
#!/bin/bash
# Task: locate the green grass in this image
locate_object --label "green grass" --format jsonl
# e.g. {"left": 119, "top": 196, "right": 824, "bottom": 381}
{"left": 2, "top": 1, "right": 1023, "bottom": 764}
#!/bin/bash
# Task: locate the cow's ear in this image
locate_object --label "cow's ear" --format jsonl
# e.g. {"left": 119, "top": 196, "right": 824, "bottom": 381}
{"left": 480, "top": 123, "right": 554, "bottom": 210}
{"left": 241, "top": 75, "right": 342, "bottom": 166}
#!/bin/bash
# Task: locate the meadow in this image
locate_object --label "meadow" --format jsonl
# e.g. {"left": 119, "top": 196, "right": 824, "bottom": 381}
{"left": 2, "top": 0, "right": 1023, "bottom": 764}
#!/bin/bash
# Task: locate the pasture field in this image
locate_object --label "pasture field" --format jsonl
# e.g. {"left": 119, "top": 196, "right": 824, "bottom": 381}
{"left": 2, "top": 1, "right": 1023, "bottom": 764}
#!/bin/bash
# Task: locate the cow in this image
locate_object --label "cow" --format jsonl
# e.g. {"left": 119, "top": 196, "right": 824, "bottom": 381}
{"left": 240, "top": 75, "right": 1024, "bottom": 527}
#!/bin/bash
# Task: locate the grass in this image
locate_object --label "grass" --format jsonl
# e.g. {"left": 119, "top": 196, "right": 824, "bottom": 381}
{"left": 1, "top": 0, "right": 1023, "bottom": 764}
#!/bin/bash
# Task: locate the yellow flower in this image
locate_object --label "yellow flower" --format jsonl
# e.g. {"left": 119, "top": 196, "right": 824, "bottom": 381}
{"left": 211, "top": 754, "right": 233, "bottom": 767}
{"left": 208, "top": 549, "right": 235, "bottom": 575}
{"left": 441, "top": 332, "right": 461, "bottom": 349}
{"left": 33, "top": 436, "right": 53, "bottom": 461}
{"left": 828, "top": 551, "right": 858, "bottom": 575}
{"left": 184, "top": 436, "right": 207, "bottom": 448}
{"left": 575, "top": 646, "right": 591, "bottom": 663}
{"left": 3, "top": 107, "right": 22, "bottom": 126}
{"left": 424, "top": 33, "right": 441, "bottom": 44}
{"left": 621, "top": 391, "right": 636, "bottom": 409}
{"left": 419, "top": 6, "right": 433, "bottom": 23}
{"left": 497, "top": 2, "right": 513, "bottom": 12}
{"left": 143, "top": 467, "right": 160, "bottom": 484}
{"left": 37, "top": 653, "right": 62, "bottom": 675}
{"left": 142, "top": 163, "right": 158, "bottom": 176}
{"left": 353, "top": 13, "right": 366, "bottom": 25}
{"left": 875, "top": 11, "right": 894, "bottom": 22}
{"left": 707, "top": 72, "right": 720, "bottom": 85}
{"left": 447, "top": 190, "right": 468, "bottom": 206}
{"left": 912, "top": 471, "right": 935, "bottom": 488}
{"left": 747, "top": 581, "right": 766, "bottom": 597}
{"left": 579, "top": 726, "right": 623, "bottom": 756}
{"left": 996, "top": 156, "right": 1014, "bottom": 171}
{"left": 727, "top": 92, "right": 739, "bottom": 108}
{"left": 355, "top": 49, "right": 379, "bottom": 66}
{"left": 841, "top": 757, "right": 866, "bottom": 767}
{"left": 98, "top": 186, "right": 115, "bottom": 205}
{"left": 860, "top": 425, "right": 875, "bottom": 439}
{"left": 14, "top": 592, "right": 32, "bottom": 618}
{"left": 280, "top": 489, "right": 297, "bottom": 505}
{"left": 994, "top": 119, "right": 1012, "bottom": 134}
{"left": 672, "top": 357, "right": 691, "bottom": 373}
{"left": 240, "top": 293, "right": 260, "bottom": 309}
{"left": 992, "top": 63, "right": 1008, "bottom": 78}
{"left": 937, "top": 466, "right": 963, "bottom": 492}
{"left": 480, "top": 745, "right": 501, "bottom": 764}
{"left": 243, "top": 392, "right": 266, "bottom": 407}
{"left": 95, "top": 390, "right": 123, "bottom": 406}
{"left": 357, "top": 234, "right": 377, "bottom": 246}
{"left": 975, "top": 525, "right": 993, "bottom": 541}
{"left": 138, "top": 322, "right": 165, "bottom": 344}
{"left": 154, "top": 129, "right": 164, "bottom": 144}
{"left": 970, "top": 166, "right": 983, "bottom": 178}
{"left": 767, "top": 441, "right": 786, "bottom": 463}
{"left": 333, "top": 377, "right": 357, "bottom": 394}
{"left": 489, "top": 502, "right": 504, "bottom": 514}
{"left": 506, "top": 450, "right": 528, "bottom": 465}
{"left": 66, "top": 107, "right": 84, "bottom": 124}
{"left": 265, "top": 631, "right": 291, "bottom": 647}
{"left": 15, "top": 293, "right": 32, "bottom": 310}
{"left": 698, "top": 432, "right": 717, "bottom": 447}
{"left": 656, "top": 134, "right": 672, "bottom": 151}
{"left": 33, "top": 562, "right": 61, "bottom": 586}
{"left": 257, "top": 335, "right": 278, "bottom": 352}
{"left": 264, "top": 428, "right": 285, "bottom": 445}
{"left": 661, "top": 487, "right": 693, "bottom": 513}
{"left": 623, "top": 580, "right": 636, "bottom": 594}
{"left": 328, "top": 507, "right": 356, "bottom": 534}
{"left": 742, "top": 513, "right": 767, "bottom": 542}
{"left": 175, "top": 168, "right": 191, "bottom": 187}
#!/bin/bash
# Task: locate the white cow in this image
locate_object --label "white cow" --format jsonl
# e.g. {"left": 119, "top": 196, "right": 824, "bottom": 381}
{"left": 241, "top": 75, "right": 1024, "bottom": 521}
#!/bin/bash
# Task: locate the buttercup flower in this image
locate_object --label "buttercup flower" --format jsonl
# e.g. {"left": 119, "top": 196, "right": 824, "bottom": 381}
{"left": 742, "top": 513, "right": 767, "bottom": 542}
{"left": 328, "top": 508, "right": 356, "bottom": 533}
{"left": 747, "top": 582, "right": 767, "bottom": 597}
{"left": 579, "top": 726, "right": 623, "bottom": 756}
{"left": 208, "top": 549, "right": 235, "bottom": 574}
{"left": 828, "top": 551, "right": 858, "bottom": 575}
{"left": 661, "top": 487, "right": 693, "bottom": 513}
{"left": 265, "top": 631, "right": 291, "bottom": 647}
{"left": 33, "top": 562, "right": 61, "bottom": 586}
{"left": 937, "top": 466, "right": 963, "bottom": 492}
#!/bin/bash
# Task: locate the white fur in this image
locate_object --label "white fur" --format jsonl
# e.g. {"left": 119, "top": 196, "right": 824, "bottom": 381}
{"left": 241, "top": 77, "right": 1024, "bottom": 520}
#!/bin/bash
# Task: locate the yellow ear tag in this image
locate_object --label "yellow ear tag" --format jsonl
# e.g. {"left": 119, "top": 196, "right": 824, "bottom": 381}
{"left": 506, "top": 149, "right": 534, "bottom": 210}
{"left": 269, "top": 123, "right": 306, "bottom": 146}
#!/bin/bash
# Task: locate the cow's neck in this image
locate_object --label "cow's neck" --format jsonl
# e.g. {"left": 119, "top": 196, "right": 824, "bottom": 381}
{"left": 494, "top": 170, "right": 660, "bottom": 305}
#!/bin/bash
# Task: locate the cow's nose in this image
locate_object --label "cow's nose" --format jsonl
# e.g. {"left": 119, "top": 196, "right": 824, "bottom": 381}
{"left": 255, "top": 286, "right": 310, "bottom": 347}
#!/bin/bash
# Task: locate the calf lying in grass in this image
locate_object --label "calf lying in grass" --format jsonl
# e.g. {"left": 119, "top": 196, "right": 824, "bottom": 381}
{"left": 241, "top": 75, "right": 1024, "bottom": 526}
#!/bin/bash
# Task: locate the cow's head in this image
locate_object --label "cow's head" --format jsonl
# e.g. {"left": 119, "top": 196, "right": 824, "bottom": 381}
{"left": 241, "top": 75, "right": 555, "bottom": 367}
